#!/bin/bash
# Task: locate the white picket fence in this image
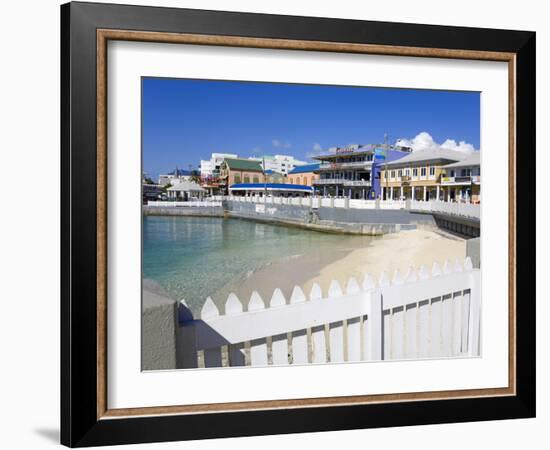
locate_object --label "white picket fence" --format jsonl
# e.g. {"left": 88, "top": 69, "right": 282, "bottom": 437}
{"left": 177, "top": 257, "right": 480, "bottom": 368}
{"left": 147, "top": 200, "right": 222, "bottom": 207}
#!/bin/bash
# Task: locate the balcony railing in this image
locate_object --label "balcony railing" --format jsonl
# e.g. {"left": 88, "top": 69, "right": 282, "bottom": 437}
{"left": 313, "top": 178, "right": 371, "bottom": 186}
{"left": 343, "top": 180, "right": 371, "bottom": 187}
{"left": 313, "top": 178, "right": 345, "bottom": 185}
{"left": 441, "top": 175, "right": 479, "bottom": 185}
{"left": 318, "top": 161, "right": 373, "bottom": 170}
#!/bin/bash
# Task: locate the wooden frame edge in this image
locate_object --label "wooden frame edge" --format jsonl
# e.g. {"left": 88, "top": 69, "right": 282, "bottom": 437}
{"left": 98, "top": 29, "right": 515, "bottom": 61}
{"left": 97, "top": 29, "right": 108, "bottom": 419}
{"left": 95, "top": 28, "right": 517, "bottom": 421}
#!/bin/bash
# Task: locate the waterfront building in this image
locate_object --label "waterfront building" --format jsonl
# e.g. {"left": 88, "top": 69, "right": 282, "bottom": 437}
{"left": 158, "top": 168, "right": 193, "bottom": 186}
{"left": 199, "top": 152, "right": 238, "bottom": 178}
{"left": 287, "top": 163, "right": 320, "bottom": 186}
{"left": 264, "top": 170, "right": 286, "bottom": 184}
{"left": 229, "top": 183, "right": 313, "bottom": 197}
{"left": 312, "top": 144, "right": 411, "bottom": 199}
{"left": 380, "top": 148, "right": 468, "bottom": 201}
{"left": 142, "top": 183, "right": 165, "bottom": 204}
{"left": 249, "top": 154, "right": 308, "bottom": 175}
{"left": 219, "top": 158, "right": 265, "bottom": 194}
{"left": 166, "top": 180, "right": 206, "bottom": 200}
{"left": 440, "top": 152, "right": 481, "bottom": 203}
{"left": 199, "top": 152, "right": 238, "bottom": 194}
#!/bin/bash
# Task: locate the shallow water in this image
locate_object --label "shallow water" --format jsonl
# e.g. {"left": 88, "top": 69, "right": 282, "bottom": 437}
{"left": 143, "top": 216, "right": 374, "bottom": 315}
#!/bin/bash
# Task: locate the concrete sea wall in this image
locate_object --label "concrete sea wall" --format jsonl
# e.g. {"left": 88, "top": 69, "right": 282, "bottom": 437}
{"left": 143, "top": 205, "right": 224, "bottom": 217}
{"left": 224, "top": 200, "right": 416, "bottom": 235}
{"left": 142, "top": 201, "right": 477, "bottom": 237}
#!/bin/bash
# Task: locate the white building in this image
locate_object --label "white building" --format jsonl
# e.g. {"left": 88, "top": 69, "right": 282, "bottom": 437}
{"left": 158, "top": 168, "right": 193, "bottom": 186}
{"left": 248, "top": 154, "right": 308, "bottom": 175}
{"left": 200, "top": 153, "right": 238, "bottom": 178}
{"left": 166, "top": 180, "right": 206, "bottom": 200}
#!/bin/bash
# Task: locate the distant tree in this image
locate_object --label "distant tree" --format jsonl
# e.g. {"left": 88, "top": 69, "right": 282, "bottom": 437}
{"left": 190, "top": 170, "right": 201, "bottom": 184}
{"left": 143, "top": 177, "right": 155, "bottom": 185}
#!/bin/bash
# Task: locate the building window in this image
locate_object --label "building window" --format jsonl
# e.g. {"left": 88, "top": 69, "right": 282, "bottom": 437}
{"left": 253, "top": 176, "right": 259, "bottom": 183}
{"left": 421, "top": 167, "right": 427, "bottom": 176}
{"left": 391, "top": 170, "right": 396, "bottom": 178}
{"left": 413, "top": 168, "right": 418, "bottom": 176}
{"left": 429, "top": 167, "right": 435, "bottom": 176}
{"left": 234, "top": 175, "right": 241, "bottom": 184}
{"left": 243, "top": 176, "right": 250, "bottom": 183}
{"left": 398, "top": 169, "right": 402, "bottom": 177}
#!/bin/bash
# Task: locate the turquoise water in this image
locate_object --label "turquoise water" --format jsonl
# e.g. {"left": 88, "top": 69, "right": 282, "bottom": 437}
{"left": 143, "top": 216, "right": 371, "bottom": 314}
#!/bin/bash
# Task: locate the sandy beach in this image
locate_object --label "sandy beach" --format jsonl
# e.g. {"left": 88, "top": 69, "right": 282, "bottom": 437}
{"left": 211, "top": 229, "right": 466, "bottom": 311}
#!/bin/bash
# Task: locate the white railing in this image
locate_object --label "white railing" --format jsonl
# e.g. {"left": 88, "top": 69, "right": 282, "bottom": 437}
{"left": 319, "top": 161, "right": 372, "bottom": 170}
{"left": 343, "top": 180, "right": 372, "bottom": 187}
{"left": 207, "top": 196, "right": 479, "bottom": 219}
{"left": 410, "top": 200, "right": 480, "bottom": 220}
{"left": 178, "top": 257, "right": 480, "bottom": 368}
{"left": 313, "top": 178, "right": 345, "bottom": 185}
{"left": 147, "top": 201, "right": 222, "bottom": 207}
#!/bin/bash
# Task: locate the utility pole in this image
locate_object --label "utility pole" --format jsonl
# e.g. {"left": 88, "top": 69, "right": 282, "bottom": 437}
{"left": 262, "top": 156, "right": 267, "bottom": 200}
{"left": 383, "top": 133, "right": 389, "bottom": 200}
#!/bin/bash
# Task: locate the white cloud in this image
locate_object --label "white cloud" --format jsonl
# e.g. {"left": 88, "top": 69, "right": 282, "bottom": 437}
{"left": 272, "top": 139, "right": 292, "bottom": 149}
{"left": 305, "top": 142, "right": 325, "bottom": 159}
{"left": 440, "top": 139, "right": 477, "bottom": 153}
{"left": 395, "top": 132, "right": 477, "bottom": 154}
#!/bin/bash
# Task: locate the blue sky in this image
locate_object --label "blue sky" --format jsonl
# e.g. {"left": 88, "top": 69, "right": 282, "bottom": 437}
{"left": 142, "top": 77, "right": 480, "bottom": 179}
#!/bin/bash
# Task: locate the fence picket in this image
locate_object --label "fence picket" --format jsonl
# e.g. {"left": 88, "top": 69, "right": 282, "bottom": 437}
{"left": 248, "top": 291, "right": 268, "bottom": 366}
{"left": 390, "top": 270, "right": 405, "bottom": 360}
{"left": 439, "top": 261, "right": 454, "bottom": 356}
{"left": 468, "top": 270, "right": 481, "bottom": 356}
{"left": 270, "top": 289, "right": 289, "bottom": 365}
{"left": 430, "top": 296, "right": 443, "bottom": 358}
{"left": 309, "top": 283, "right": 327, "bottom": 363}
{"left": 345, "top": 277, "right": 361, "bottom": 361}
{"left": 224, "top": 293, "right": 246, "bottom": 366}
{"left": 201, "top": 297, "right": 223, "bottom": 367}
{"left": 361, "top": 274, "right": 376, "bottom": 360}
{"left": 441, "top": 294, "right": 453, "bottom": 357}
{"left": 404, "top": 268, "right": 418, "bottom": 359}
{"left": 290, "top": 286, "right": 308, "bottom": 365}
{"left": 328, "top": 280, "right": 345, "bottom": 362}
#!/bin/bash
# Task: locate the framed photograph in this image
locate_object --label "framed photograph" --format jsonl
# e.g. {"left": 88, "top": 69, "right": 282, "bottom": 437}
{"left": 61, "top": 1, "right": 535, "bottom": 447}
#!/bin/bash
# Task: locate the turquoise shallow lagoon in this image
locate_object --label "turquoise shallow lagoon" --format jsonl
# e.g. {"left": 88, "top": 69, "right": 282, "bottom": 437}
{"left": 143, "top": 216, "right": 373, "bottom": 315}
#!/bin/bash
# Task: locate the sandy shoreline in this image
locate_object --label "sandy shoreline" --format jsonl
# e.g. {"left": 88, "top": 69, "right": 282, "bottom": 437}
{"left": 211, "top": 229, "right": 466, "bottom": 311}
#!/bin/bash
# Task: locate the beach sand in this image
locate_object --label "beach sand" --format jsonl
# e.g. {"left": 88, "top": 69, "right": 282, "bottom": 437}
{"left": 211, "top": 229, "right": 466, "bottom": 311}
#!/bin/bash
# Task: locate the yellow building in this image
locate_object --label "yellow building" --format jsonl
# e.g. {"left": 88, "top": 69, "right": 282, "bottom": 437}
{"left": 440, "top": 152, "right": 481, "bottom": 203}
{"left": 380, "top": 149, "right": 468, "bottom": 201}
